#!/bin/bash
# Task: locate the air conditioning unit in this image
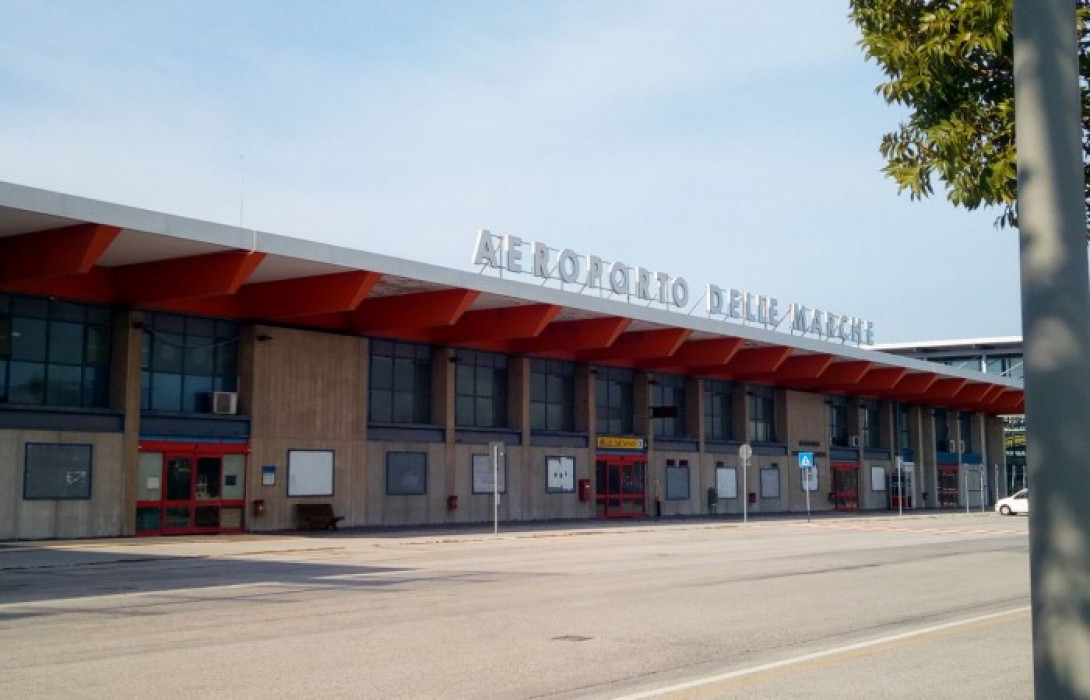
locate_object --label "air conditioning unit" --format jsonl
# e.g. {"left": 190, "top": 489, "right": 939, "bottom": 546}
{"left": 212, "top": 391, "right": 238, "bottom": 415}
{"left": 848, "top": 435, "right": 860, "bottom": 448}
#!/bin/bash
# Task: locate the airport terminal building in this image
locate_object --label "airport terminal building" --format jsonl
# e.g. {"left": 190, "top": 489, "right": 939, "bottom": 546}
{"left": 0, "top": 182, "right": 1024, "bottom": 540}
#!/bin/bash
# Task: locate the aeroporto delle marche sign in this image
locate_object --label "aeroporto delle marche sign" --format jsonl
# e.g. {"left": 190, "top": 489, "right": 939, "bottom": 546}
{"left": 472, "top": 230, "right": 875, "bottom": 347}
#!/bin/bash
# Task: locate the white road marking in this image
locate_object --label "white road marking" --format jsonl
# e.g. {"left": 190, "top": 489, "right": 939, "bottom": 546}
{"left": 611, "top": 606, "right": 1030, "bottom": 700}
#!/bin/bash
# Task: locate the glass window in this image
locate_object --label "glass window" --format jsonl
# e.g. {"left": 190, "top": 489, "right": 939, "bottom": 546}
{"left": 0, "top": 295, "right": 112, "bottom": 409}
{"left": 896, "top": 403, "right": 911, "bottom": 452}
{"left": 934, "top": 409, "right": 950, "bottom": 451}
{"left": 703, "top": 379, "right": 733, "bottom": 442}
{"left": 862, "top": 402, "right": 882, "bottom": 449}
{"left": 747, "top": 386, "right": 777, "bottom": 443}
{"left": 986, "top": 355, "right": 1024, "bottom": 382}
{"left": 595, "top": 366, "right": 634, "bottom": 435}
{"left": 959, "top": 412, "right": 973, "bottom": 452}
{"left": 651, "top": 374, "right": 687, "bottom": 438}
{"left": 454, "top": 349, "right": 508, "bottom": 428}
{"left": 11, "top": 317, "right": 46, "bottom": 361}
{"left": 23, "top": 443, "right": 92, "bottom": 500}
{"left": 665, "top": 459, "right": 690, "bottom": 500}
{"left": 530, "top": 358, "right": 575, "bottom": 432}
{"left": 141, "top": 312, "right": 238, "bottom": 413}
{"left": 827, "top": 397, "right": 849, "bottom": 447}
{"left": 386, "top": 451, "right": 427, "bottom": 495}
{"left": 368, "top": 338, "right": 431, "bottom": 425}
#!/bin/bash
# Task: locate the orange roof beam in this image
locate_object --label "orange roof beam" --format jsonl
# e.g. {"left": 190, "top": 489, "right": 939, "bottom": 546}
{"left": 579, "top": 328, "right": 691, "bottom": 363}
{"left": 115, "top": 251, "right": 265, "bottom": 305}
{"left": 881, "top": 372, "right": 939, "bottom": 400}
{"left": 853, "top": 367, "right": 908, "bottom": 393}
{"left": 354, "top": 289, "right": 479, "bottom": 333}
{"left": 437, "top": 303, "right": 562, "bottom": 343}
{"left": 0, "top": 267, "right": 116, "bottom": 305}
{"left": 244, "top": 270, "right": 381, "bottom": 320}
{"left": 0, "top": 223, "right": 119, "bottom": 282}
{"left": 642, "top": 338, "right": 744, "bottom": 371}
{"left": 691, "top": 346, "right": 792, "bottom": 379}
{"left": 510, "top": 317, "right": 630, "bottom": 354}
{"left": 922, "top": 378, "right": 968, "bottom": 402}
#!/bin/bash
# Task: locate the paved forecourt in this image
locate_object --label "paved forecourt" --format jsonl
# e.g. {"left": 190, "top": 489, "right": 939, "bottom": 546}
{"left": 0, "top": 513, "right": 1030, "bottom": 699}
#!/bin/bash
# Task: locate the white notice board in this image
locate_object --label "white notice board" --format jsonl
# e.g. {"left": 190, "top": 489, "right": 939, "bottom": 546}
{"left": 472, "top": 453, "right": 506, "bottom": 494}
{"left": 288, "top": 450, "right": 334, "bottom": 497}
{"left": 546, "top": 456, "right": 575, "bottom": 493}
{"left": 716, "top": 466, "right": 737, "bottom": 499}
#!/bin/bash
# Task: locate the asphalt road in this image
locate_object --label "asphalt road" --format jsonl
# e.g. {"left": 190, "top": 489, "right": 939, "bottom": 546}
{"left": 0, "top": 513, "right": 1031, "bottom": 699}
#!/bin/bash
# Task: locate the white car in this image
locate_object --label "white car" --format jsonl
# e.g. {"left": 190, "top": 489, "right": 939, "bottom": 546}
{"left": 995, "top": 488, "right": 1029, "bottom": 516}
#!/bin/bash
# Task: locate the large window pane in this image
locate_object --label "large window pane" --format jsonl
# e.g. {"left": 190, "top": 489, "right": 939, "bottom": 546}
{"left": 185, "top": 343, "right": 215, "bottom": 376}
{"left": 46, "top": 364, "right": 82, "bottom": 406}
{"left": 151, "top": 373, "right": 184, "bottom": 412}
{"left": 85, "top": 325, "right": 110, "bottom": 366}
{"left": 48, "top": 322, "right": 84, "bottom": 364}
{"left": 530, "top": 358, "right": 575, "bottom": 432}
{"left": 182, "top": 375, "right": 213, "bottom": 412}
{"left": 9, "top": 362, "right": 45, "bottom": 404}
{"left": 455, "top": 349, "right": 508, "bottom": 429}
{"left": 140, "top": 312, "right": 238, "bottom": 413}
{"left": 153, "top": 334, "right": 185, "bottom": 373}
{"left": 369, "top": 340, "right": 433, "bottom": 425}
{"left": 392, "top": 391, "right": 415, "bottom": 423}
{"left": 370, "top": 355, "right": 393, "bottom": 390}
{"left": 11, "top": 317, "right": 46, "bottom": 361}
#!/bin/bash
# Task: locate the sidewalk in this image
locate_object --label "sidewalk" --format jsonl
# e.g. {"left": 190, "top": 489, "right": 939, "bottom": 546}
{"left": 0, "top": 509, "right": 1003, "bottom": 572}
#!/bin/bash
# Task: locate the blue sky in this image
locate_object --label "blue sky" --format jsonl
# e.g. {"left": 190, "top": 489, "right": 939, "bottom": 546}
{"left": 0, "top": 1, "right": 1022, "bottom": 342}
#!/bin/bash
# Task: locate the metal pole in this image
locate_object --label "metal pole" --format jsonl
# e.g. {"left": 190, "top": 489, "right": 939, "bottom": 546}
{"left": 897, "top": 457, "right": 903, "bottom": 517}
{"left": 742, "top": 455, "right": 748, "bottom": 525}
{"left": 805, "top": 466, "right": 811, "bottom": 523}
{"left": 1013, "top": 1, "right": 1090, "bottom": 695}
{"left": 491, "top": 442, "right": 502, "bottom": 536}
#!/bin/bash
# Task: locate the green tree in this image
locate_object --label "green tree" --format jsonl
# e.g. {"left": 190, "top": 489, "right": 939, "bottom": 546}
{"left": 848, "top": 0, "right": 1090, "bottom": 233}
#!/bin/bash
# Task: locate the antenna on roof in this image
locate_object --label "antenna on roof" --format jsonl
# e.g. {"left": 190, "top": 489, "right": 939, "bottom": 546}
{"left": 239, "top": 153, "right": 246, "bottom": 228}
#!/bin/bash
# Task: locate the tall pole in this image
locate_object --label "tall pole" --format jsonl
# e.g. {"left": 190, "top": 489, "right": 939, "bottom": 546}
{"left": 896, "top": 456, "right": 903, "bottom": 517}
{"left": 742, "top": 454, "right": 748, "bottom": 525}
{"left": 1013, "top": 1, "right": 1090, "bottom": 696}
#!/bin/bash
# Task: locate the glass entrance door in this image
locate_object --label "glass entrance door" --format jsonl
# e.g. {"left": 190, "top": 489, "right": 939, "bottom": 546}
{"left": 161, "top": 455, "right": 226, "bottom": 533}
{"left": 830, "top": 462, "right": 859, "bottom": 511}
{"left": 938, "top": 466, "right": 960, "bottom": 507}
{"left": 595, "top": 456, "right": 646, "bottom": 518}
{"left": 137, "top": 442, "right": 248, "bottom": 536}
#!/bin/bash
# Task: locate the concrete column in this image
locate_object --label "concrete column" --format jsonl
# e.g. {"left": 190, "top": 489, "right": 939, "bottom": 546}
{"left": 1013, "top": 1, "right": 1090, "bottom": 694}
{"left": 111, "top": 309, "right": 143, "bottom": 536}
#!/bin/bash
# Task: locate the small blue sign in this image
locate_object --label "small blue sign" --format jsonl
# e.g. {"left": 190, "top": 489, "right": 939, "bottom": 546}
{"left": 798, "top": 452, "right": 814, "bottom": 469}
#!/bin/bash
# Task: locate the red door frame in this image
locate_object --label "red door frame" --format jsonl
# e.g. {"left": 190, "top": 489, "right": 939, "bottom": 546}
{"left": 137, "top": 441, "right": 249, "bottom": 536}
{"left": 830, "top": 461, "right": 859, "bottom": 511}
{"left": 938, "top": 465, "right": 960, "bottom": 507}
{"left": 595, "top": 454, "right": 647, "bottom": 519}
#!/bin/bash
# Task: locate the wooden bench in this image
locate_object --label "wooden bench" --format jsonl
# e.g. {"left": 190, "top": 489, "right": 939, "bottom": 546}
{"left": 295, "top": 503, "right": 344, "bottom": 531}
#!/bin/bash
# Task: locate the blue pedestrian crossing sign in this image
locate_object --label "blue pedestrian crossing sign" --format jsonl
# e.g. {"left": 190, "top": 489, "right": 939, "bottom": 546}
{"left": 798, "top": 452, "right": 815, "bottom": 469}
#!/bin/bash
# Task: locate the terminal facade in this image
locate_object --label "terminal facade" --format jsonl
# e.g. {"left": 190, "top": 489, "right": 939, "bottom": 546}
{"left": 0, "top": 183, "right": 1024, "bottom": 540}
{"left": 877, "top": 337, "right": 1026, "bottom": 495}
